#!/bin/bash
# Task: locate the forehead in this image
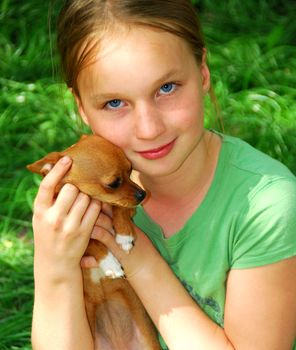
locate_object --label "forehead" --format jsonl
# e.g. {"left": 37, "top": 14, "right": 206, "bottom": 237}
{"left": 98, "top": 25, "right": 191, "bottom": 59}
{"left": 77, "top": 26, "right": 196, "bottom": 91}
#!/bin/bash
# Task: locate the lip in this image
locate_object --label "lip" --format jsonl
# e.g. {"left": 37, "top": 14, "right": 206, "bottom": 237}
{"left": 137, "top": 139, "right": 176, "bottom": 160}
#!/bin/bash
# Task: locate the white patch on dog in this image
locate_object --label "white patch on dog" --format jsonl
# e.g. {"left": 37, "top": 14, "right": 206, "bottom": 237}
{"left": 90, "top": 252, "right": 124, "bottom": 283}
{"left": 99, "top": 252, "right": 124, "bottom": 278}
{"left": 116, "top": 234, "right": 134, "bottom": 252}
{"left": 90, "top": 267, "right": 105, "bottom": 283}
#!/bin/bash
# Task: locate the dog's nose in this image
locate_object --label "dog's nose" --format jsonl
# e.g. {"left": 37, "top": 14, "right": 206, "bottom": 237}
{"left": 134, "top": 189, "right": 146, "bottom": 203}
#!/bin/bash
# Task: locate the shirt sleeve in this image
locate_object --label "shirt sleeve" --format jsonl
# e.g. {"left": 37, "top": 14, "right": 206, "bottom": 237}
{"left": 230, "top": 177, "right": 296, "bottom": 269}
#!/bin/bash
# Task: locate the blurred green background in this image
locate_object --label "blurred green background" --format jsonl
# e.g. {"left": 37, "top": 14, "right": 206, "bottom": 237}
{"left": 0, "top": 0, "right": 295, "bottom": 348}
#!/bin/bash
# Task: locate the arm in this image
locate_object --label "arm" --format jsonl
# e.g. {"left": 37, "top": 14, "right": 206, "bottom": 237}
{"left": 91, "top": 225, "right": 296, "bottom": 349}
{"left": 225, "top": 257, "right": 296, "bottom": 350}
{"left": 91, "top": 225, "right": 234, "bottom": 349}
{"left": 31, "top": 156, "right": 99, "bottom": 350}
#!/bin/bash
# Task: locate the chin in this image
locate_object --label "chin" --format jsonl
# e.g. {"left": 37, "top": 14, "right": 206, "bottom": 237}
{"left": 134, "top": 155, "right": 187, "bottom": 178}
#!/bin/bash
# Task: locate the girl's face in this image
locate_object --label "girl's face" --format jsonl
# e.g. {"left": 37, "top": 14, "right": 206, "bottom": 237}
{"left": 76, "top": 26, "right": 210, "bottom": 178}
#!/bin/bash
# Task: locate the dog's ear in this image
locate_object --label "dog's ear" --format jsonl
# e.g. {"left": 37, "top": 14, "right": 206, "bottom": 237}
{"left": 27, "top": 152, "right": 63, "bottom": 177}
{"left": 79, "top": 134, "right": 89, "bottom": 141}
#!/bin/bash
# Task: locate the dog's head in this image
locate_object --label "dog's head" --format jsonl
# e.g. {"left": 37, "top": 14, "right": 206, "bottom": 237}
{"left": 27, "top": 135, "right": 146, "bottom": 208}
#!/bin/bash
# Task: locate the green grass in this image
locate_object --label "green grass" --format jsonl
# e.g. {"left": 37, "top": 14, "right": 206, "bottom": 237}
{"left": 1, "top": 0, "right": 296, "bottom": 348}
{"left": 0, "top": 233, "right": 33, "bottom": 350}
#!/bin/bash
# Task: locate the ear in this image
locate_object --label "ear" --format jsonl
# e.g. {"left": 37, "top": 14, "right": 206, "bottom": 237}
{"left": 79, "top": 134, "right": 89, "bottom": 141}
{"left": 200, "top": 48, "right": 211, "bottom": 95}
{"left": 27, "top": 152, "right": 63, "bottom": 176}
{"left": 72, "top": 92, "right": 90, "bottom": 126}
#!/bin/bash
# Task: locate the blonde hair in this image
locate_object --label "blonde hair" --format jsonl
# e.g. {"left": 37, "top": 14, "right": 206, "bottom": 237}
{"left": 57, "top": 0, "right": 205, "bottom": 96}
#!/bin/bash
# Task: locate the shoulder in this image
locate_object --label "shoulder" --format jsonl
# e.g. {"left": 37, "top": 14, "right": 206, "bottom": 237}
{"left": 214, "top": 133, "right": 296, "bottom": 268}
{"left": 216, "top": 132, "right": 296, "bottom": 206}
{"left": 220, "top": 133, "right": 295, "bottom": 180}
{"left": 230, "top": 180, "right": 296, "bottom": 267}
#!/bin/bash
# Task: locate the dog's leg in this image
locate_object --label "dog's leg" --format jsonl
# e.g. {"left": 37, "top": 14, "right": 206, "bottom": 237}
{"left": 85, "top": 240, "right": 124, "bottom": 281}
{"left": 99, "top": 251, "right": 124, "bottom": 279}
{"left": 112, "top": 207, "right": 135, "bottom": 252}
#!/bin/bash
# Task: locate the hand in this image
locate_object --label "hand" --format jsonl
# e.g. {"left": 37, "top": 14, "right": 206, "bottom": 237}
{"left": 82, "top": 210, "right": 162, "bottom": 281}
{"left": 32, "top": 156, "right": 101, "bottom": 282}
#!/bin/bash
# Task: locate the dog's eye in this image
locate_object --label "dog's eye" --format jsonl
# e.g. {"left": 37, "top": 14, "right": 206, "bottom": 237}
{"left": 107, "top": 177, "right": 122, "bottom": 189}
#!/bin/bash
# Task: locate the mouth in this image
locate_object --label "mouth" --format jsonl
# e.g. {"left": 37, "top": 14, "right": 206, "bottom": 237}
{"left": 137, "top": 139, "right": 176, "bottom": 160}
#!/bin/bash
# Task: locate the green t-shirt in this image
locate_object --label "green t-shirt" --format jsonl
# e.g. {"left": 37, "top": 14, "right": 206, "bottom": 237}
{"left": 133, "top": 133, "right": 296, "bottom": 349}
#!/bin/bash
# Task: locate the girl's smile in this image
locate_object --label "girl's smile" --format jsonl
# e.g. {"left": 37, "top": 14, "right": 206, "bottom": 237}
{"left": 137, "top": 138, "right": 177, "bottom": 160}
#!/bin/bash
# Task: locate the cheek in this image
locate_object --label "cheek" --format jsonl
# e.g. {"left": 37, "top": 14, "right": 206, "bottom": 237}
{"left": 171, "top": 92, "right": 204, "bottom": 131}
{"left": 77, "top": 95, "right": 132, "bottom": 150}
{"left": 87, "top": 116, "right": 131, "bottom": 149}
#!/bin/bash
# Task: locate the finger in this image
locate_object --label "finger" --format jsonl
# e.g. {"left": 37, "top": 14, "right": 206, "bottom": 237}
{"left": 80, "top": 256, "right": 98, "bottom": 269}
{"left": 34, "top": 156, "right": 72, "bottom": 209}
{"left": 66, "top": 191, "right": 91, "bottom": 225}
{"left": 53, "top": 183, "right": 80, "bottom": 216}
{"left": 91, "top": 226, "right": 125, "bottom": 262}
{"left": 80, "top": 199, "right": 101, "bottom": 232}
{"left": 95, "top": 212, "right": 113, "bottom": 231}
{"left": 101, "top": 203, "right": 113, "bottom": 218}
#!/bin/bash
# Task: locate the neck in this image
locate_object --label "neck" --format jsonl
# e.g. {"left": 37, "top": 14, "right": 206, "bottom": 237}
{"left": 132, "top": 130, "right": 221, "bottom": 237}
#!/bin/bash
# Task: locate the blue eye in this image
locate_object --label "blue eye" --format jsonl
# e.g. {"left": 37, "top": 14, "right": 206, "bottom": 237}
{"left": 106, "top": 99, "right": 123, "bottom": 109}
{"left": 159, "top": 83, "right": 176, "bottom": 95}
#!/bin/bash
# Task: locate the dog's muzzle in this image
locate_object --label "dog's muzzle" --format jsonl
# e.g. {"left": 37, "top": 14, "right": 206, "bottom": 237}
{"left": 134, "top": 189, "right": 146, "bottom": 203}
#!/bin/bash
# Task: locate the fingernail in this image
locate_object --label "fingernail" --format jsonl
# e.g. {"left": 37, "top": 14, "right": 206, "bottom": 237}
{"left": 61, "top": 156, "right": 71, "bottom": 165}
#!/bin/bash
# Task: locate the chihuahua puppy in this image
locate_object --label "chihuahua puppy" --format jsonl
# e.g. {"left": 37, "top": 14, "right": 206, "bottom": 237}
{"left": 27, "top": 135, "right": 160, "bottom": 350}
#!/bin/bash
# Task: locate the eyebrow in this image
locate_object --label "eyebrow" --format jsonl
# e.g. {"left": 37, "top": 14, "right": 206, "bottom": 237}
{"left": 91, "top": 68, "right": 181, "bottom": 101}
{"left": 91, "top": 92, "right": 123, "bottom": 101}
{"left": 153, "top": 68, "right": 181, "bottom": 87}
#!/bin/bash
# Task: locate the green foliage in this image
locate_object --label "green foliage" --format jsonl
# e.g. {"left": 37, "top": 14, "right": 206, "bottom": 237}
{"left": 200, "top": 0, "right": 296, "bottom": 174}
{"left": 0, "top": 0, "right": 295, "bottom": 348}
{"left": 0, "top": 77, "right": 89, "bottom": 231}
{"left": 0, "top": 233, "right": 33, "bottom": 350}
{"left": 0, "top": 77, "right": 89, "bottom": 349}
{"left": 0, "top": 0, "right": 60, "bottom": 81}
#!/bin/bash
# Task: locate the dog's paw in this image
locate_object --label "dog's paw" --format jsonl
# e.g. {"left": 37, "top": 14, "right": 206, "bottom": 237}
{"left": 116, "top": 234, "right": 134, "bottom": 252}
{"left": 98, "top": 252, "right": 124, "bottom": 279}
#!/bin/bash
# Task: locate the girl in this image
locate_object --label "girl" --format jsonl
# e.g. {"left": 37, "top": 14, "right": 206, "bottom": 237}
{"left": 31, "top": 1, "right": 296, "bottom": 349}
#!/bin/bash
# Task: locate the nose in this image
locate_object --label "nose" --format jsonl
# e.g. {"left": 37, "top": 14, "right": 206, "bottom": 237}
{"left": 134, "top": 189, "right": 146, "bottom": 203}
{"left": 134, "top": 102, "right": 165, "bottom": 140}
